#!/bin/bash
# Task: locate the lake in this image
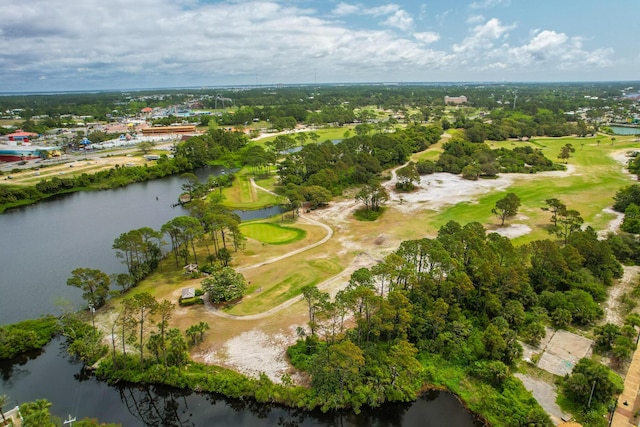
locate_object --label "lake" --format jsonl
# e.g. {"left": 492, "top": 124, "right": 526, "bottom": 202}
{"left": 0, "top": 166, "right": 280, "bottom": 325}
{"left": 610, "top": 125, "right": 640, "bottom": 135}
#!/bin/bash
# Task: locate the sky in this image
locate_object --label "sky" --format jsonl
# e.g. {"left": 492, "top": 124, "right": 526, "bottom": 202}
{"left": 1, "top": 0, "right": 639, "bottom": 92}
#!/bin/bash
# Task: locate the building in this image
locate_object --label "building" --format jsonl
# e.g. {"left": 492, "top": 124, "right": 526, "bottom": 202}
{"left": 140, "top": 125, "right": 196, "bottom": 136}
{"left": 444, "top": 95, "right": 468, "bottom": 105}
{"left": 5, "top": 130, "right": 39, "bottom": 143}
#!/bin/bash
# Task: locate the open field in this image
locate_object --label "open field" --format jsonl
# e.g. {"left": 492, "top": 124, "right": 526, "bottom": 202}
{"left": 94, "top": 132, "right": 640, "bottom": 383}
{"left": 0, "top": 149, "right": 161, "bottom": 185}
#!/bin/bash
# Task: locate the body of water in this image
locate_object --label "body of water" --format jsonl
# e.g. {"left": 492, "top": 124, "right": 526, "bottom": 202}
{"left": 610, "top": 125, "right": 640, "bottom": 135}
{"left": 0, "top": 339, "right": 481, "bottom": 426}
{"left": 0, "top": 165, "right": 282, "bottom": 324}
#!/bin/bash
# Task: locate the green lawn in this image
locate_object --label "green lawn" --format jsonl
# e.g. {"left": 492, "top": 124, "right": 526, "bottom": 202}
{"left": 239, "top": 222, "right": 306, "bottom": 244}
{"left": 226, "top": 256, "right": 343, "bottom": 315}
{"left": 220, "top": 168, "right": 282, "bottom": 209}
{"left": 428, "top": 135, "right": 640, "bottom": 244}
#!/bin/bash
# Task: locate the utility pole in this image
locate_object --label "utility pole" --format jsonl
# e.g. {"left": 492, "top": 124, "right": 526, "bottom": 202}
{"left": 63, "top": 414, "right": 76, "bottom": 426}
{"left": 89, "top": 305, "right": 95, "bottom": 329}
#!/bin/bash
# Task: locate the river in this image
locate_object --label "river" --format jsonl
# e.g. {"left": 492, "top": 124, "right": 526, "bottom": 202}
{"left": 0, "top": 166, "right": 280, "bottom": 325}
{"left": 0, "top": 169, "right": 480, "bottom": 426}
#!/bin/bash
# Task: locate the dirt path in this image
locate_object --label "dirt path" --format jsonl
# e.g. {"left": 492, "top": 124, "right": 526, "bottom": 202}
{"left": 603, "top": 266, "right": 640, "bottom": 325}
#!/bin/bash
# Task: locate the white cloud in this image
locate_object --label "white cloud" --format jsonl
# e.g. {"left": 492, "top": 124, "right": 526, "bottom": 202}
{"left": 453, "top": 18, "right": 515, "bottom": 53}
{"left": 383, "top": 10, "right": 414, "bottom": 31}
{"left": 414, "top": 31, "right": 440, "bottom": 44}
{"left": 466, "top": 15, "right": 485, "bottom": 24}
{"left": 331, "top": 2, "right": 359, "bottom": 16}
{"left": 470, "top": 0, "right": 511, "bottom": 9}
{"left": 0, "top": 0, "right": 623, "bottom": 89}
{"left": 481, "top": 29, "right": 614, "bottom": 71}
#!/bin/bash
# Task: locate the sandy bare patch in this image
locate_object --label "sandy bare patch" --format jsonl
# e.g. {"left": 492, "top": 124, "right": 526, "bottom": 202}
{"left": 384, "top": 166, "right": 574, "bottom": 214}
{"left": 386, "top": 173, "right": 514, "bottom": 213}
{"left": 602, "top": 265, "right": 640, "bottom": 326}
{"left": 596, "top": 207, "right": 625, "bottom": 239}
{"left": 491, "top": 224, "right": 532, "bottom": 239}
{"left": 201, "top": 328, "right": 299, "bottom": 383}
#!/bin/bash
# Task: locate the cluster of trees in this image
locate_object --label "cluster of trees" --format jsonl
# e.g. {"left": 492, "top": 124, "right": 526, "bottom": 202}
{"left": 287, "top": 217, "right": 623, "bottom": 424}
{"left": 0, "top": 316, "right": 58, "bottom": 359}
{"left": 273, "top": 125, "right": 442, "bottom": 211}
{"left": 104, "top": 292, "right": 206, "bottom": 370}
{"left": 594, "top": 314, "right": 640, "bottom": 364}
{"left": 112, "top": 227, "right": 163, "bottom": 286}
{"left": 613, "top": 184, "right": 640, "bottom": 234}
{"left": 430, "top": 137, "right": 560, "bottom": 180}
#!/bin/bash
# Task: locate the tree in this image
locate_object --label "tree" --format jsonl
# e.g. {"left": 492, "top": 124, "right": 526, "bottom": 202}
{"left": 355, "top": 181, "right": 389, "bottom": 211}
{"left": 543, "top": 198, "right": 566, "bottom": 226}
{"left": 20, "top": 399, "right": 56, "bottom": 427}
{"left": 66, "top": 268, "right": 111, "bottom": 308}
{"left": 166, "top": 328, "right": 189, "bottom": 369}
{"left": 180, "top": 173, "right": 200, "bottom": 200}
{"left": 492, "top": 193, "right": 521, "bottom": 226}
{"left": 138, "top": 141, "right": 154, "bottom": 154}
{"left": 563, "top": 358, "right": 623, "bottom": 408}
{"left": 301, "top": 285, "right": 329, "bottom": 335}
{"left": 132, "top": 292, "right": 158, "bottom": 363}
{"left": 155, "top": 299, "right": 174, "bottom": 368}
{"left": 295, "top": 132, "right": 308, "bottom": 147}
{"left": 555, "top": 208, "right": 584, "bottom": 245}
{"left": 622, "top": 203, "right": 640, "bottom": 233}
{"left": 201, "top": 266, "right": 247, "bottom": 303}
{"left": 395, "top": 162, "right": 420, "bottom": 191}
{"left": 557, "top": 143, "right": 575, "bottom": 163}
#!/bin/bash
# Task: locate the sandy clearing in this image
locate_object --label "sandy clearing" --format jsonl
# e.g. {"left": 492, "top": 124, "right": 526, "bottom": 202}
{"left": 200, "top": 328, "right": 301, "bottom": 382}
{"left": 384, "top": 165, "right": 575, "bottom": 214}
{"left": 491, "top": 224, "right": 532, "bottom": 239}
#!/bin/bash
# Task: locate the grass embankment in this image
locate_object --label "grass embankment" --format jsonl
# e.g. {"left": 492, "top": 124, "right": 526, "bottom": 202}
{"left": 421, "top": 135, "right": 639, "bottom": 244}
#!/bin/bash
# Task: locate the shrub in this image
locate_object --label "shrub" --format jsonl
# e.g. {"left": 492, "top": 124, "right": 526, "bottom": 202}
{"left": 178, "top": 297, "right": 204, "bottom": 307}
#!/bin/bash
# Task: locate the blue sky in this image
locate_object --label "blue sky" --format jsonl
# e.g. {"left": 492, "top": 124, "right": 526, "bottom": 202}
{"left": 1, "top": 0, "right": 638, "bottom": 92}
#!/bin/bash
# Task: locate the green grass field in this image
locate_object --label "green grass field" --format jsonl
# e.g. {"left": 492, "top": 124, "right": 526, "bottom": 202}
{"left": 227, "top": 255, "right": 343, "bottom": 315}
{"left": 220, "top": 168, "right": 282, "bottom": 209}
{"left": 426, "top": 134, "right": 640, "bottom": 244}
{"left": 239, "top": 222, "right": 306, "bottom": 244}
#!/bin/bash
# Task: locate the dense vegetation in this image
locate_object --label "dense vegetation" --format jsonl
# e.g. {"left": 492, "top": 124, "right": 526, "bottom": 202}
{"left": 0, "top": 316, "right": 58, "bottom": 359}
{"left": 2, "top": 83, "right": 639, "bottom": 426}
{"left": 286, "top": 219, "right": 622, "bottom": 425}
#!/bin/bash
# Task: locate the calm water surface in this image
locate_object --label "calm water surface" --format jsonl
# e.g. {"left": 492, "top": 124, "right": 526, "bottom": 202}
{"left": 0, "top": 338, "right": 481, "bottom": 427}
{"left": 0, "top": 166, "right": 280, "bottom": 324}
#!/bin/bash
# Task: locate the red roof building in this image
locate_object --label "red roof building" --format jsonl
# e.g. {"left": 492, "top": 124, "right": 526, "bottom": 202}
{"left": 6, "top": 130, "right": 39, "bottom": 143}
